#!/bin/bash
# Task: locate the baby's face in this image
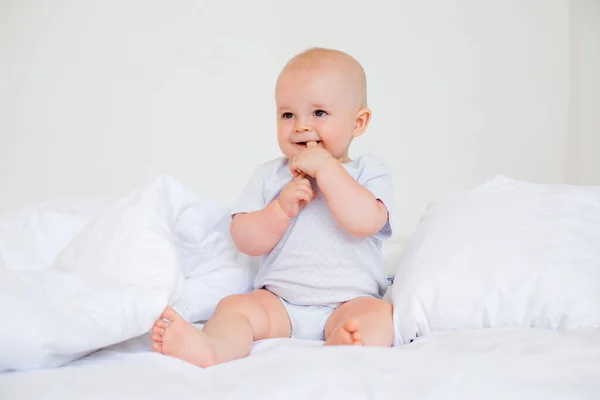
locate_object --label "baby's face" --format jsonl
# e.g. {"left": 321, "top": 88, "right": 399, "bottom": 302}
{"left": 275, "top": 68, "right": 361, "bottom": 162}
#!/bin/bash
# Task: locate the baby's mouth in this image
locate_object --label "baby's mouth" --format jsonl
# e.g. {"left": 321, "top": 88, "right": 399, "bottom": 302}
{"left": 295, "top": 140, "right": 322, "bottom": 148}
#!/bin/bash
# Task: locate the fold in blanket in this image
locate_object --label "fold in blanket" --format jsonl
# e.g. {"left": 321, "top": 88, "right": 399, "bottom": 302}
{"left": 0, "top": 175, "right": 254, "bottom": 372}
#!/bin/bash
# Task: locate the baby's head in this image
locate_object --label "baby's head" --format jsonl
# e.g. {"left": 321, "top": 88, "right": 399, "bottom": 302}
{"left": 275, "top": 48, "right": 370, "bottom": 162}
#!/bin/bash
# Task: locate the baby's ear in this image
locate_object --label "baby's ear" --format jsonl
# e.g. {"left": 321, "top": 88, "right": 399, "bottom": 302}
{"left": 353, "top": 108, "right": 371, "bottom": 138}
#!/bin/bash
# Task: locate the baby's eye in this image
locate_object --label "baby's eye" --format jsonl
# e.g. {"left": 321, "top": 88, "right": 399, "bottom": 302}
{"left": 314, "top": 110, "right": 327, "bottom": 117}
{"left": 282, "top": 112, "right": 294, "bottom": 119}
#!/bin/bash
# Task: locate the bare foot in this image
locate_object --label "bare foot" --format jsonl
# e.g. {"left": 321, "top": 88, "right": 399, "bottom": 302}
{"left": 324, "top": 317, "right": 363, "bottom": 346}
{"left": 150, "top": 307, "right": 220, "bottom": 368}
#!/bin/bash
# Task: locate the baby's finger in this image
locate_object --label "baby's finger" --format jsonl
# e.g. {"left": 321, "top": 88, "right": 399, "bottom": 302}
{"left": 294, "top": 177, "right": 311, "bottom": 187}
{"left": 290, "top": 160, "right": 303, "bottom": 177}
{"left": 299, "top": 186, "right": 315, "bottom": 202}
{"left": 295, "top": 188, "right": 312, "bottom": 203}
{"left": 294, "top": 171, "right": 306, "bottom": 180}
{"left": 301, "top": 191, "right": 312, "bottom": 203}
{"left": 306, "top": 141, "right": 318, "bottom": 148}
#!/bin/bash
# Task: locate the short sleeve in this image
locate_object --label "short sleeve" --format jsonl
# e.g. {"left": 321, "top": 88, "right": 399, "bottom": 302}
{"left": 231, "top": 164, "right": 269, "bottom": 218}
{"left": 359, "top": 156, "right": 394, "bottom": 240}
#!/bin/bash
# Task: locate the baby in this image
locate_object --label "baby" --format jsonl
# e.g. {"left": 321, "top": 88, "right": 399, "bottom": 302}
{"left": 151, "top": 47, "right": 394, "bottom": 368}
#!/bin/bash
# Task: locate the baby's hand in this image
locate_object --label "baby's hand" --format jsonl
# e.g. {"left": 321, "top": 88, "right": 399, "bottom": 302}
{"left": 290, "top": 141, "right": 337, "bottom": 178}
{"left": 277, "top": 173, "right": 316, "bottom": 218}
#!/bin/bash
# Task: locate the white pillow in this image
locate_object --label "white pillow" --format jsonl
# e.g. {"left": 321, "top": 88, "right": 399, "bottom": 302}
{"left": 391, "top": 175, "right": 600, "bottom": 345}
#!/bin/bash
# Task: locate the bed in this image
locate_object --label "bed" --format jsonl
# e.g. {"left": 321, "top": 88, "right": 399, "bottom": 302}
{"left": 1, "top": 174, "right": 599, "bottom": 399}
{"left": 2, "top": 327, "right": 599, "bottom": 399}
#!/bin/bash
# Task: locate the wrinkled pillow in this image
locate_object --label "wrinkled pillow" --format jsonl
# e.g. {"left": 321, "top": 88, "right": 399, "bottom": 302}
{"left": 391, "top": 176, "right": 600, "bottom": 345}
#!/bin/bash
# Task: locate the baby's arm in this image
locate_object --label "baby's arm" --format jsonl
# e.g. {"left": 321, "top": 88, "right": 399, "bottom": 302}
{"left": 316, "top": 161, "right": 388, "bottom": 238}
{"left": 230, "top": 201, "right": 291, "bottom": 257}
{"left": 231, "top": 174, "right": 315, "bottom": 256}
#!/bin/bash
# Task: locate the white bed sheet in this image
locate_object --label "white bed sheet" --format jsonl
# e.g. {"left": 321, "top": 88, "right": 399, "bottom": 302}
{"left": 1, "top": 327, "right": 599, "bottom": 399}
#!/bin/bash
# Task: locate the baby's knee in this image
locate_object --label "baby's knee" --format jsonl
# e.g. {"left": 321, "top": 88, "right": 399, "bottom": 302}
{"left": 216, "top": 294, "right": 246, "bottom": 309}
{"left": 215, "top": 293, "right": 259, "bottom": 315}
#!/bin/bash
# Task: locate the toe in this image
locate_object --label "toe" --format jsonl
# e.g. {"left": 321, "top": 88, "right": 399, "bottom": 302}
{"left": 151, "top": 326, "right": 164, "bottom": 335}
{"left": 151, "top": 342, "right": 162, "bottom": 353}
{"left": 344, "top": 318, "right": 359, "bottom": 333}
{"left": 151, "top": 334, "right": 163, "bottom": 343}
{"left": 161, "top": 306, "right": 181, "bottom": 323}
{"left": 155, "top": 319, "right": 169, "bottom": 329}
{"left": 351, "top": 330, "right": 362, "bottom": 342}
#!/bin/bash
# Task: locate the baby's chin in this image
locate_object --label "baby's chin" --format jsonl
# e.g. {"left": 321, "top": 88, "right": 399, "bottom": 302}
{"left": 281, "top": 145, "right": 305, "bottom": 159}
{"left": 283, "top": 151, "right": 300, "bottom": 161}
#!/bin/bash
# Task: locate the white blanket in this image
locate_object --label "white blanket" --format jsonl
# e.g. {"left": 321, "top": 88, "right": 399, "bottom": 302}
{"left": 0, "top": 175, "right": 254, "bottom": 372}
{"left": 2, "top": 327, "right": 599, "bottom": 399}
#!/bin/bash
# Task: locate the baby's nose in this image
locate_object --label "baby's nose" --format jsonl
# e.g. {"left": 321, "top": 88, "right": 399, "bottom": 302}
{"left": 294, "top": 119, "right": 312, "bottom": 132}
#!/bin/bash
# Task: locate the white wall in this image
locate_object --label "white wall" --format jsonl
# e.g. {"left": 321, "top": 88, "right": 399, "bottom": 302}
{"left": 0, "top": 0, "right": 594, "bottom": 237}
{"left": 568, "top": 0, "right": 600, "bottom": 185}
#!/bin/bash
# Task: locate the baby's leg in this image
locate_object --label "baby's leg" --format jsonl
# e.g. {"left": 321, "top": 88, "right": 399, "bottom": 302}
{"left": 151, "top": 289, "right": 291, "bottom": 368}
{"left": 323, "top": 296, "right": 393, "bottom": 347}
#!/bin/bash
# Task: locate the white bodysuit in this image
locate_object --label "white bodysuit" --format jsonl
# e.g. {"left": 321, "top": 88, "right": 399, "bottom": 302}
{"left": 231, "top": 155, "right": 394, "bottom": 339}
